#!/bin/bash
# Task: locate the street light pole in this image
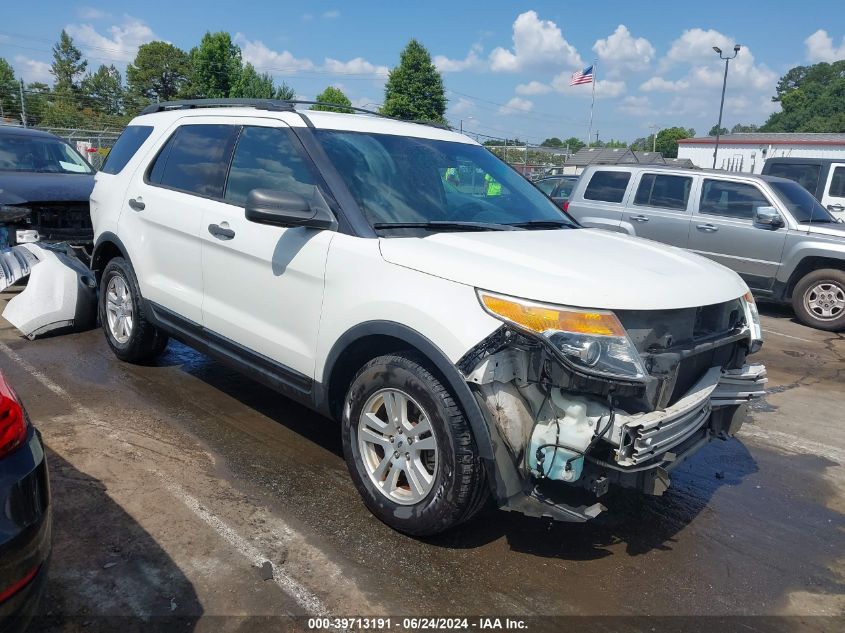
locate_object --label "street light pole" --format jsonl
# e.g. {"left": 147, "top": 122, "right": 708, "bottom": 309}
{"left": 712, "top": 44, "right": 741, "bottom": 169}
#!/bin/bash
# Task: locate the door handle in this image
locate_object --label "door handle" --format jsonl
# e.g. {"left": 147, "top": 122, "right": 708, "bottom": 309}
{"left": 696, "top": 223, "right": 719, "bottom": 232}
{"left": 827, "top": 204, "right": 845, "bottom": 212}
{"left": 630, "top": 215, "right": 649, "bottom": 222}
{"left": 208, "top": 223, "right": 235, "bottom": 240}
{"left": 128, "top": 197, "right": 145, "bottom": 211}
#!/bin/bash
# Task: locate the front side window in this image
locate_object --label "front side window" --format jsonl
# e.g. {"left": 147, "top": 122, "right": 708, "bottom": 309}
{"left": 583, "top": 171, "right": 631, "bottom": 203}
{"left": 830, "top": 166, "right": 845, "bottom": 198}
{"left": 766, "top": 163, "right": 821, "bottom": 194}
{"left": 770, "top": 180, "right": 836, "bottom": 223}
{"left": 101, "top": 126, "right": 153, "bottom": 175}
{"left": 224, "top": 126, "right": 321, "bottom": 206}
{"left": 314, "top": 130, "right": 575, "bottom": 230}
{"left": 148, "top": 124, "right": 240, "bottom": 198}
{"left": 634, "top": 173, "right": 692, "bottom": 211}
{"left": 699, "top": 179, "right": 770, "bottom": 220}
{"left": 0, "top": 134, "right": 93, "bottom": 174}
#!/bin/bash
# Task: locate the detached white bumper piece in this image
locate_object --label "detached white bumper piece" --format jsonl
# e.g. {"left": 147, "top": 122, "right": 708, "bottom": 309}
{"left": 0, "top": 245, "right": 39, "bottom": 291}
{"left": 2, "top": 243, "right": 97, "bottom": 339}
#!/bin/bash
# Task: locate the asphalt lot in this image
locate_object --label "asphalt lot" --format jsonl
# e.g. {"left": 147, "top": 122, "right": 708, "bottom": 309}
{"left": 0, "top": 289, "right": 843, "bottom": 631}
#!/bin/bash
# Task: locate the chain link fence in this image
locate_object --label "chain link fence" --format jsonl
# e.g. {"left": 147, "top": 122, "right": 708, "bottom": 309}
{"left": 35, "top": 126, "right": 124, "bottom": 171}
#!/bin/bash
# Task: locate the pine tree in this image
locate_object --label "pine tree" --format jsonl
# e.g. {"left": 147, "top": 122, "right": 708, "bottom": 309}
{"left": 82, "top": 64, "right": 124, "bottom": 115}
{"left": 127, "top": 41, "right": 190, "bottom": 103}
{"left": 51, "top": 30, "right": 87, "bottom": 93}
{"left": 381, "top": 39, "right": 446, "bottom": 123}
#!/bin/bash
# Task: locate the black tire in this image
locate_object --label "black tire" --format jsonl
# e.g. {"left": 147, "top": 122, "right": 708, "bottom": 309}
{"left": 99, "top": 257, "right": 169, "bottom": 362}
{"left": 791, "top": 268, "right": 845, "bottom": 332}
{"left": 342, "top": 353, "right": 489, "bottom": 536}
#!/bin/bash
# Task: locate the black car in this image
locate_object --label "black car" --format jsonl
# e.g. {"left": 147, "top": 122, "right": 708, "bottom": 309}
{"left": 535, "top": 175, "right": 579, "bottom": 210}
{"left": 0, "top": 370, "right": 51, "bottom": 632}
{"left": 0, "top": 125, "right": 95, "bottom": 254}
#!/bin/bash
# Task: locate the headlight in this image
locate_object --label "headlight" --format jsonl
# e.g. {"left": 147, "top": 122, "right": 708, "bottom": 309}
{"left": 741, "top": 291, "right": 763, "bottom": 353}
{"left": 477, "top": 290, "right": 647, "bottom": 381}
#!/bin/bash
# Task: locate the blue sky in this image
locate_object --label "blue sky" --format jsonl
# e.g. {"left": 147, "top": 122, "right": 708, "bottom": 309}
{"left": 2, "top": 1, "right": 844, "bottom": 144}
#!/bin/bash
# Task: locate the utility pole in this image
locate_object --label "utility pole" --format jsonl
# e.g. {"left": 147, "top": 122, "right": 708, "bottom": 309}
{"left": 649, "top": 124, "right": 660, "bottom": 152}
{"left": 19, "top": 79, "right": 26, "bottom": 127}
{"left": 712, "top": 44, "right": 741, "bottom": 169}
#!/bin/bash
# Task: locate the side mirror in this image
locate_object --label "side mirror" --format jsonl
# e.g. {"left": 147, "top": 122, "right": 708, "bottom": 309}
{"left": 753, "top": 206, "right": 784, "bottom": 228}
{"left": 245, "top": 187, "right": 336, "bottom": 230}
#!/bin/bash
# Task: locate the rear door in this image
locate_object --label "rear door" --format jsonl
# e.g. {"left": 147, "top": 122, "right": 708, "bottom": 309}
{"left": 621, "top": 172, "right": 695, "bottom": 247}
{"left": 688, "top": 178, "right": 787, "bottom": 290}
{"left": 821, "top": 163, "right": 845, "bottom": 220}
{"left": 568, "top": 169, "right": 632, "bottom": 231}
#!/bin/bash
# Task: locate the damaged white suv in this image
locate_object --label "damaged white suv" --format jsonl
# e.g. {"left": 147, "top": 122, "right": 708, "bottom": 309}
{"left": 90, "top": 100, "right": 766, "bottom": 535}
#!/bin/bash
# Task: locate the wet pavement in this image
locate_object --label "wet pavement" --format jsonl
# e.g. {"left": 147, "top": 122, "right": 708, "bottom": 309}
{"left": 0, "top": 288, "right": 843, "bottom": 631}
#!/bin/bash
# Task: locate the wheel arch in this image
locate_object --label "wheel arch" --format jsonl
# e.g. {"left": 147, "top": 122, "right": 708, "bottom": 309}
{"left": 91, "top": 232, "right": 131, "bottom": 282}
{"left": 784, "top": 256, "right": 845, "bottom": 300}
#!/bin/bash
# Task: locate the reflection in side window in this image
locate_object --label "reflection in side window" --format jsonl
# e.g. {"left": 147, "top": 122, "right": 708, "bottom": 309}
{"left": 830, "top": 166, "right": 845, "bottom": 198}
{"left": 584, "top": 171, "right": 631, "bottom": 203}
{"left": 634, "top": 173, "right": 692, "bottom": 211}
{"left": 150, "top": 124, "right": 240, "bottom": 198}
{"left": 699, "top": 179, "right": 770, "bottom": 220}
{"left": 766, "top": 163, "right": 821, "bottom": 194}
{"left": 225, "top": 127, "right": 320, "bottom": 206}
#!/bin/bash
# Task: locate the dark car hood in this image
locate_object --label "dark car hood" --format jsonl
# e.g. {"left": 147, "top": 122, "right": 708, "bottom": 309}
{"left": 0, "top": 172, "right": 94, "bottom": 206}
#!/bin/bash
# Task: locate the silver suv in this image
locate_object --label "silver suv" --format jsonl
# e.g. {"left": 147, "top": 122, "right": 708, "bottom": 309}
{"left": 567, "top": 165, "right": 845, "bottom": 331}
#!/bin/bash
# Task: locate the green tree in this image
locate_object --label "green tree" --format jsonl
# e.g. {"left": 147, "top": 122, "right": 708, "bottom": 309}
{"left": 541, "top": 137, "right": 563, "bottom": 147}
{"left": 127, "top": 41, "right": 190, "bottom": 103}
{"left": 708, "top": 125, "right": 729, "bottom": 136}
{"left": 274, "top": 81, "right": 296, "bottom": 100}
{"left": 731, "top": 123, "right": 759, "bottom": 133}
{"left": 230, "top": 63, "right": 276, "bottom": 98}
{"left": 22, "top": 82, "right": 49, "bottom": 124}
{"left": 762, "top": 61, "right": 845, "bottom": 132}
{"left": 51, "top": 30, "right": 87, "bottom": 93}
{"left": 0, "top": 58, "right": 17, "bottom": 119}
{"left": 82, "top": 64, "right": 124, "bottom": 115}
{"left": 311, "top": 86, "right": 352, "bottom": 113}
{"left": 562, "top": 137, "right": 585, "bottom": 153}
{"left": 189, "top": 31, "right": 242, "bottom": 98}
{"left": 381, "top": 39, "right": 446, "bottom": 123}
{"left": 654, "top": 127, "right": 695, "bottom": 158}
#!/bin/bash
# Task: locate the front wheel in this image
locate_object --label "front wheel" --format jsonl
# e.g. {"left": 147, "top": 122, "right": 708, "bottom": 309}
{"left": 342, "top": 353, "right": 488, "bottom": 536}
{"left": 792, "top": 268, "right": 845, "bottom": 331}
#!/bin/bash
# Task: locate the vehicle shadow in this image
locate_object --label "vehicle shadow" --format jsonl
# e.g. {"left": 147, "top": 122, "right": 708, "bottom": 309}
{"left": 425, "top": 438, "right": 759, "bottom": 560}
{"left": 34, "top": 448, "right": 203, "bottom": 632}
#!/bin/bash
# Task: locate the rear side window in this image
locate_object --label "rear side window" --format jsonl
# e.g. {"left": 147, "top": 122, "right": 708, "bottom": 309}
{"left": 584, "top": 171, "right": 631, "bottom": 203}
{"left": 536, "top": 179, "right": 558, "bottom": 195}
{"left": 765, "top": 163, "right": 820, "bottom": 194}
{"left": 224, "top": 126, "right": 321, "bottom": 206}
{"left": 634, "top": 173, "right": 692, "bottom": 211}
{"left": 830, "top": 166, "right": 845, "bottom": 198}
{"left": 101, "top": 126, "right": 153, "bottom": 174}
{"left": 699, "top": 179, "right": 770, "bottom": 220}
{"left": 147, "top": 124, "right": 240, "bottom": 198}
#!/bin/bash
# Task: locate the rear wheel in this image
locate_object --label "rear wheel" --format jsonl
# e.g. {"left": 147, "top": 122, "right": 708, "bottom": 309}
{"left": 99, "top": 257, "right": 169, "bottom": 362}
{"left": 342, "top": 353, "right": 488, "bottom": 536}
{"left": 792, "top": 268, "right": 845, "bottom": 332}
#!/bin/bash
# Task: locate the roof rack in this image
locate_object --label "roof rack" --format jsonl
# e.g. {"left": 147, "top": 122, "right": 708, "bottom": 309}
{"left": 139, "top": 99, "right": 452, "bottom": 131}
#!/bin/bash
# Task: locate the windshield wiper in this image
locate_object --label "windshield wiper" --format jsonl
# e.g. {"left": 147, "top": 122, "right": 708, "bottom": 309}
{"left": 507, "top": 220, "right": 575, "bottom": 229}
{"left": 372, "top": 221, "right": 518, "bottom": 232}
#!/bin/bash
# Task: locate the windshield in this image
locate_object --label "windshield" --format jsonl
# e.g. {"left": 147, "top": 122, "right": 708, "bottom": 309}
{"left": 0, "top": 134, "right": 94, "bottom": 174}
{"left": 314, "top": 130, "right": 576, "bottom": 231}
{"left": 770, "top": 180, "right": 836, "bottom": 223}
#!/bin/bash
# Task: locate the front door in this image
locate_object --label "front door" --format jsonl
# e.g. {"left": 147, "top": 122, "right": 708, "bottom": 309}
{"left": 200, "top": 119, "right": 335, "bottom": 381}
{"left": 821, "top": 163, "right": 845, "bottom": 221}
{"left": 688, "top": 178, "right": 788, "bottom": 291}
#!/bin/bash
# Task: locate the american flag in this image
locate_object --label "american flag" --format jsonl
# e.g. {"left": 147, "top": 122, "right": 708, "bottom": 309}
{"left": 569, "top": 65, "right": 594, "bottom": 86}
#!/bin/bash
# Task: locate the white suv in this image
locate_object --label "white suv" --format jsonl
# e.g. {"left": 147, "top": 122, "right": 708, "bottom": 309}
{"left": 90, "top": 99, "right": 767, "bottom": 535}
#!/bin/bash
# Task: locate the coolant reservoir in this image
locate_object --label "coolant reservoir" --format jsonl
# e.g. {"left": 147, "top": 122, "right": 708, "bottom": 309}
{"left": 528, "top": 391, "right": 605, "bottom": 482}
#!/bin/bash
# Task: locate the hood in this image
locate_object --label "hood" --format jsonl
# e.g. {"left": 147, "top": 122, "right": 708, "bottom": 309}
{"left": 804, "top": 222, "right": 845, "bottom": 239}
{"left": 379, "top": 228, "right": 748, "bottom": 311}
{"left": 0, "top": 172, "right": 94, "bottom": 206}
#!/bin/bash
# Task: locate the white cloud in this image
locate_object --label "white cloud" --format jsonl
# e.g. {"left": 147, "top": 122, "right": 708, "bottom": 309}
{"left": 617, "top": 95, "right": 652, "bottom": 117}
{"left": 323, "top": 56, "right": 388, "bottom": 77}
{"left": 489, "top": 11, "right": 583, "bottom": 72}
{"left": 351, "top": 97, "right": 381, "bottom": 110}
{"left": 66, "top": 18, "right": 156, "bottom": 62}
{"left": 13, "top": 55, "right": 52, "bottom": 84}
{"left": 448, "top": 97, "right": 475, "bottom": 116}
{"left": 322, "top": 10, "right": 341, "bottom": 19}
{"left": 515, "top": 80, "right": 552, "bottom": 96}
{"left": 805, "top": 29, "right": 845, "bottom": 62}
{"left": 301, "top": 13, "right": 314, "bottom": 21}
{"left": 498, "top": 96, "right": 534, "bottom": 115}
{"left": 434, "top": 44, "right": 483, "bottom": 72}
{"left": 551, "top": 73, "right": 626, "bottom": 98}
{"left": 77, "top": 6, "right": 109, "bottom": 20}
{"left": 593, "top": 25, "right": 655, "bottom": 74}
{"left": 662, "top": 28, "right": 733, "bottom": 68}
{"left": 236, "top": 35, "right": 315, "bottom": 72}
{"left": 640, "top": 76, "right": 690, "bottom": 92}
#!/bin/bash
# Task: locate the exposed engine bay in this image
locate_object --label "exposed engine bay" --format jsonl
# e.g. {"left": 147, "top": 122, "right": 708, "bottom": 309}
{"left": 459, "top": 298, "right": 767, "bottom": 521}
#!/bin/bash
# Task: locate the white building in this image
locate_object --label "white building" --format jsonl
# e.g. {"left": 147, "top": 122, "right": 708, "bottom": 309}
{"left": 677, "top": 133, "right": 845, "bottom": 173}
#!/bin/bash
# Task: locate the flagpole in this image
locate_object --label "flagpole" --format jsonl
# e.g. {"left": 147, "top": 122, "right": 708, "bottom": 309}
{"left": 586, "top": 60, "right": 597, "bottom": 146}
